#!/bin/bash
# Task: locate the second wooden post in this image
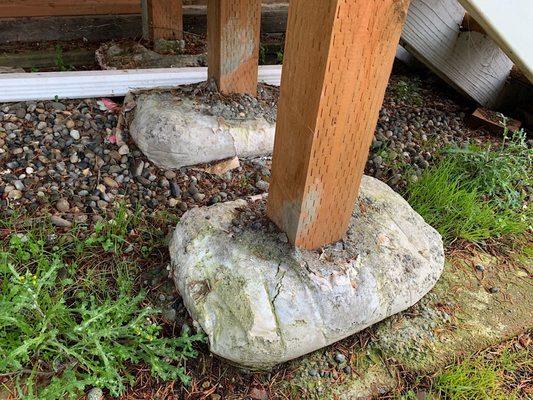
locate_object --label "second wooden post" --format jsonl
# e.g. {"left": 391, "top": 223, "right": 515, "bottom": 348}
{"left": 207, "top": 0, "right": 261, "bottom": 96}
{"left": 267, "top": 0, "right": 411, "bottom": 250}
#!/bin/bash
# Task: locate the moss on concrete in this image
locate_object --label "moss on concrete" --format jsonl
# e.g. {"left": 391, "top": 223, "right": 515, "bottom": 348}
{"left": 278, "top": 249, "right": 532, "bottom": 399}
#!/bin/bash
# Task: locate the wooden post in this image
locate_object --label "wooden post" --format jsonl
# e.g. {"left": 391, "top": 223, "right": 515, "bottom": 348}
{"left": 207, "top": 0, "right": 261, "bottom": 95}
{"left": 267, "top": 0, "right": 411, "bottom": 250}
{"left": 142, "top": 0, "right": 183, "bottom": 41}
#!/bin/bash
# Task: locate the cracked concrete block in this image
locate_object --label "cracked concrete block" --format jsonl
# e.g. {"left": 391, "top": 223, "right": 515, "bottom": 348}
{"left": 169, "top": 176, "right": 445, "bottom": 369}
{"left": 129, "top": 92, "right": 275, "bottom": 170}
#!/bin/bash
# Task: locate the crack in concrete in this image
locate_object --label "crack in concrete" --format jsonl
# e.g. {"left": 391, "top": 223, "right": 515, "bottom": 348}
{"left": 272, "top": 262, "right": 286, "bottom": 305}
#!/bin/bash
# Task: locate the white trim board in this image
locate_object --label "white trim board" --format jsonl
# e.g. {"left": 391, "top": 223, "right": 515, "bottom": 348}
{"left": 0, "top": 65, "right": 283, "bottom": 102}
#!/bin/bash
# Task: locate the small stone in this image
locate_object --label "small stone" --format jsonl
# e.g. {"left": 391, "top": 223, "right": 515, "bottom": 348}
{"left": 118, "top": 144, "right": 130, "bottom": 155}
{"left": 96, "top": 184, "right": 106, "bottom": 194}
{"left": 25, "top": 167, "right": 34, "bottom": 174}
{"left": 308, "top": 369, "right": 319, "bottom": 377}
{"left": 66, "top": 120, "right": 75, "bottom": 129}
{"left": 193, "top": 193, "right": 205, "bottom": 202}
{"left": 169, "top": 198, "right": 179, "bottom": 207}
{"left": 475, "top": 264, "right": 484, "bottom": 272}
{"left": 56, "top": 198, "right": 70, "bottom": 212}
{"left": 164, "top": 170, "right": 177, "bottom": 179}
{"left": 132, "top": 160, "right": 144, "bottom": 176}
{"left": 103, "top": 176, "right": 119, "bottom": 188}
{"left": 343, "top": 365, "right": 352, "bottom": 374}
{"left": 87, "top": 387, "right": 104, "bottom": 400}
{"left": 178, "top": 201, "right": 188, "bottom": 212}
{"left": 170, "top": 182, "right": 181, "bottom": 197}
{"left": 489, "top": 287, "right": 499, "bottom": 294}
{"left": 51, "top": 215, "right": 72, "bottom": 228}
{"left": 69, "top": 129, "right": 80, "bottom": 140}
{"left": 8, "top": 190, "right": 22, "bottom": 200}
{"left": 255, "top": 180, "right": 270, "bottom": 191}
{"left": 13, "top": 180, "right": 24, "bottom": 190}
{"left": 334, "top": 352, "right": 346, "bottom": 364}
{"left": 163, "top": 308, "right": 177, "bottom": 322}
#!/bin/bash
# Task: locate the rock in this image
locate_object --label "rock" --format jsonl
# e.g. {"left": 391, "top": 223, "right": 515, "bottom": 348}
{"left": 163, "top": 308, "right": 177, "bottom": 322}
{"left": 8, "top": 190, "right": 22, "bottom": 200}
{"left": 103, "top": 176, "right": 119, "bottom": 188}
{"left": 118, "top": 144, "right": 130, "bottom": 155}
{"left": 87, "top": 387, "right": 104, "bottom": 400}
{"left": 69, "top": 129, "right": 80, "bottom": 140}
{"left": 170, "top": 176, "right": 444, "bottom": 369}
{"left": 51, "top": 215, "right": 72, "bottom": 228}
{"left": 56, "top": 198, "right": 70, "bottom": 212}
{"left": 334, "top": 352, "right": 346, "bottom": 364}
{"left": 255, "top": 180, "right": 270, "bottom": 191}
{"left": 130, "top": 93, "right": 275, "bottom": 169}
{"left": 132, "top": 159, "right": 144, "bottom": 177}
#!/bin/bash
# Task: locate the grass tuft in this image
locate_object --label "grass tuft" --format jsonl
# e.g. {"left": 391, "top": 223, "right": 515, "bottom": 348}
{"left": 406, "top": 128, "right": 531, "bottom": 244}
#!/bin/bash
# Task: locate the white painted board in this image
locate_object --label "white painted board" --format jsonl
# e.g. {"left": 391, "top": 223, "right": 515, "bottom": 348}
{"left": 459, "top": 0, "right": 533, "bottom": 82}
{"left": 0, "top": 66, "right": 282, "bottom": 102}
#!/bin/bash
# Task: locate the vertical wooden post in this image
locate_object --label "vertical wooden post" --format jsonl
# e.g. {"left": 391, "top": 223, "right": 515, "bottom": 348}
{"left": 142, "top": 0, "right": 184, "bottom": 41}
{"left": 207, "top": 0, "right": 261, "bottom": 95}
{"left": 267, "top": 0, "right": 411, "bottom": 250}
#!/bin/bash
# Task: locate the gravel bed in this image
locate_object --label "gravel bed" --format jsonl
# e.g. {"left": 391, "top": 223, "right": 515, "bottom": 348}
{"left": 0, "top": 73, "right": 477, "bottom": 225}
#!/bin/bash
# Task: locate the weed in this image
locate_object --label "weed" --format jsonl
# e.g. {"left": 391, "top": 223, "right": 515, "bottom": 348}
{"left": 391, "top": 77, "right": 422, "bottom": 105}
{"left": 54, "top": 45, "right": 72, "bottom": 72}
{"left": 446, "top": 128, "right": 532, "bottom": 211}
{"left": 276, "top": 50, "right": 284, "bottom": 64}
{"left": 259, "top": 45, "right": 267, "bottom": 65}
{"left": 0, "top": 212, "right": 203, "bottom": 399}
{"left": 406, "top": 159, "right": 528, "bottom": 243}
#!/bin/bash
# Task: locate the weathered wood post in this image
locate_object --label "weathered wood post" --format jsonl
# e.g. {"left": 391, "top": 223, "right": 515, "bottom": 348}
{"left": 142, "top": 0, "right": 184, "bottom": 41}
{"left": 207, "top": 0, "right": 262, "bottom": 95}
{"left": 267, "top": 0, "right": 411, "bottom": 250}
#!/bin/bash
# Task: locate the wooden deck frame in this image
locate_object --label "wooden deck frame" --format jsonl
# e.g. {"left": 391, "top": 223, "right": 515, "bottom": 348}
{"left": 142, "top": 0, "right": 184, "bottom": 41}
{"left": 207, "top": 0, "right": 261, "bottom": 95}
{"left": 267, "top": 0, "right": 411, "bottom": 250}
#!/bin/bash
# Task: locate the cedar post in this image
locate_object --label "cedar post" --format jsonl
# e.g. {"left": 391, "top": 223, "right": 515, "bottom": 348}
{"left": 267, "top": 0, "right": 411, "bottom": 250}
{"left": 207, "top": 0, "right": 261, "bottom": 95}
{"left": 142, "top": 0, "right": 184, "bottom": 41}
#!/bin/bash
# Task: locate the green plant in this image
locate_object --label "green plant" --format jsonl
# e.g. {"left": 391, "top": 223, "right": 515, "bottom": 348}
{"left": 259, "top": 45, "right": 267, "bottom": 65}
{"left": 406, "top": 159, "right": 528, "bottom": 243}
{"left": 432, "top": 355, "right": 520, "bottom": 400}
{"left": 276, "top": 50, "right": 284, "bottom": 64}
{"left": 391, "top": 77, "right": 422, "bottom": 105}
{"left": 446, "top": 127, "right": 532, "bottom": 211}
{"left": 0, "top": 218, "right": 203, "bottom": 399}
{"left": 54, "top": 45, "right": 72, "bottom": 72}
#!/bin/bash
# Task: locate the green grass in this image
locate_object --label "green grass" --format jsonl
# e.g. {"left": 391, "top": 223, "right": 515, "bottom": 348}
{"left": 391, "top": 77, "right": 423, "bottom": 106}
{"left": 398, "top": 335, "right": 531, "bottom": 400}
{"left": 0, "top": 206, "right": 203, "bottom": 399}
{"left": 406, "top": 129, "right": 531, "bottom": 243}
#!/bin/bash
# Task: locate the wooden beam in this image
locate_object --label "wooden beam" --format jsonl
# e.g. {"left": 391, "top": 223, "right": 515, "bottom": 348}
{"left": 142, "top": 0, "right": 184, "bottom": 41}
{"left": 0, "top": 0, "right": 140, "bottom": 17}
{"left": 207, "top": 0, "right": 261, "bottom": 95}
{"left": 267, "top": 0, "right": 410, "bottom": 250}
{"left": 0, "top": 5, "right": 288, "bottom": 44}
{"left": 401, "top": 0, "right": 513, "bottom": 107}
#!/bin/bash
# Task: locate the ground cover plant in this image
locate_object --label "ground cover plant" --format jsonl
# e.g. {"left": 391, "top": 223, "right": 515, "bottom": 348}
{"left": 0, "top": 207, "right": 203, "bottom": 399}
{"left": 398, "top": 332, "right": 532, "bottom": 400}
{"left": 406, "top": 126, "right": 531, "bottom": 243}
